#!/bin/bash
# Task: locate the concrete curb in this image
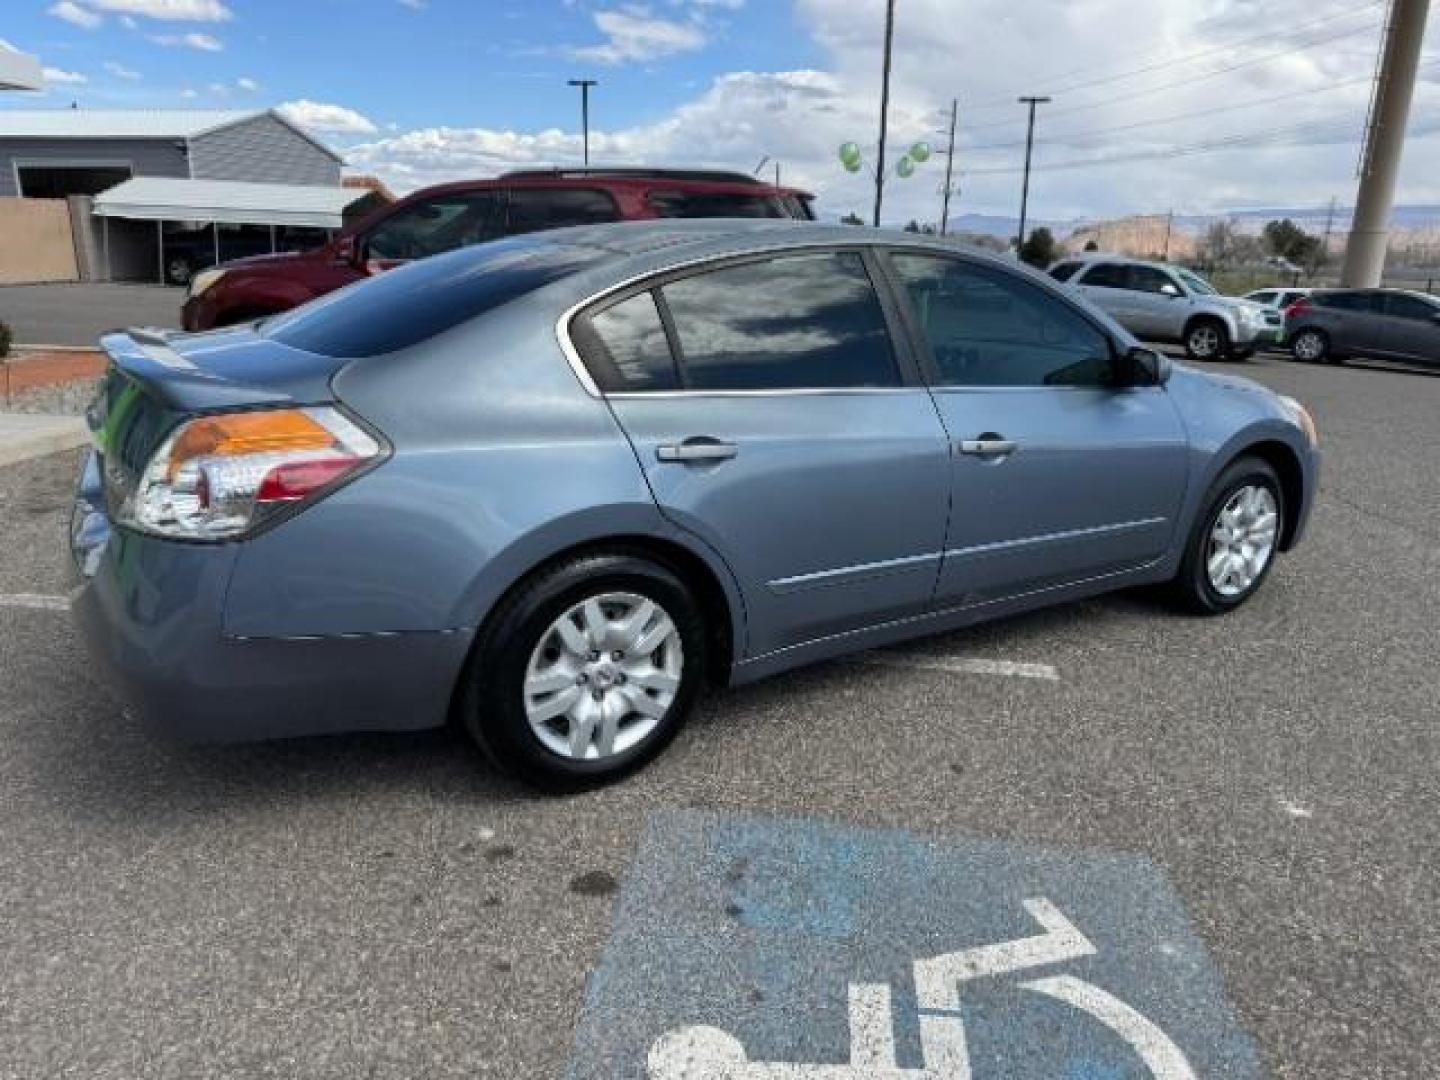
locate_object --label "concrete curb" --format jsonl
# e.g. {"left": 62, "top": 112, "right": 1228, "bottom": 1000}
{"left": 0, "top": 413, "right": 88, "bottom": 469}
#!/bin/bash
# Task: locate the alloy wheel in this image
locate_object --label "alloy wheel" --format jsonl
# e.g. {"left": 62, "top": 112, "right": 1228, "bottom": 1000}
{"left": 522, "top": 591, "right": 683, "bottom": 761}
{"left": 1188, "top": 325, "right": 1221, "bottom": 359}
{"left": 1206, "top": 485, "right": 1279, "bottom": 598}
{"left": 1293, "top": 331, "right": 1325, "bottom": 362}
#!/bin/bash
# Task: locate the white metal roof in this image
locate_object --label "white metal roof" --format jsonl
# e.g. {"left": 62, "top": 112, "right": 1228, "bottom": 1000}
{"left": 0, "top": 108, "right": 258, "bottom": 139}
{"left": 93, "top": 177, "right": 362, "bottom": 228}
{"left": 0, "top": 46, "right": 44, "bottom": 92}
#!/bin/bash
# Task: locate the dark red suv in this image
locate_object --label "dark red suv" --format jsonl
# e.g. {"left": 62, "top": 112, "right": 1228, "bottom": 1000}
{"left": 181, "top": 168, "right": 815, "bottom": 331}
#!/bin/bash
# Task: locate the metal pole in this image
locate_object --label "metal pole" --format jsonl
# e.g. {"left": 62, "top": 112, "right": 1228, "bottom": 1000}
{"left": 940, "top": 98, "right": 957, "bottom": 236}
{"left": 269, "top": 224, "right": 277, "bottom": 254}
{"left": 1342, "top": 0, "right": 1432, "bottom": 286}
{"left": 1162, "top": 209, "right": 1173, "bottom": 261}
{"left": 775, "top": 161, "right": 781, "bottom": 188}
{"left": 1015, "top": 96, "right": 1051, "bottom": 255}
{"left": 568, "top": 79, "right": 598, "bottom": 166}
{"left": 872, "top": 0, "right": 896, "bottom": 227}
{"left": 102, "top": 215, "right": 110, "bottom": 282}
{"left": 212, "top": 221, "right": 220, "bottom": 269}
{"left": 156, "top": 219, "right": 164, "bottom": 285}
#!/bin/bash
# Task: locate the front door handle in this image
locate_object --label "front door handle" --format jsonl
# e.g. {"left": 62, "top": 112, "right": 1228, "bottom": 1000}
{"left": 656, "top": 439, "right": 738, "bottom": 464}
{"left": 958, "top": 436, "right": 1018, "bottom": 457}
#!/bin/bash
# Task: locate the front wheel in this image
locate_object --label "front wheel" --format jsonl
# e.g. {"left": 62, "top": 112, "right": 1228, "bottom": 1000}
{"left": 460, "top": 553, "right": 707, "bottom": 789}
{"left": 1184, "top": 318, "right": 1229, "bottom": 362}
{"left": 1170, "top": 456, "right": 1283, "bottom": 614}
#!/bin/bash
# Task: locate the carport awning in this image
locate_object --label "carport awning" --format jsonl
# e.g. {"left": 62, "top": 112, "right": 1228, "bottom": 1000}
{"left": 92, "top": 177, "right": 362, "bottom": 229}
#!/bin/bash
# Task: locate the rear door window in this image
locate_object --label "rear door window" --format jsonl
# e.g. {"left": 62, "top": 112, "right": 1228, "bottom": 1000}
{"left": 504, "top": 188, "right": 621, "bottom": 234}
{"left": 580, "top": 291, "right": 681, "bottom": 391}
{"left": 1078, "top": 262, "right": 1129, "bottom": 289}
{"left": 648, "top": 191, "right": 793, "bottom": 219}
{"left": 1127, "top": 266, "right": 1177, "bottom": 294}
{"left": 1381, "top": 293, "right": 1438, "bottom": 321}
{"left": 1319, "top": 291, "right": 1377, "bottom": 312}
{"left": 658, "top": 251, "right": 900, "bottom": 391}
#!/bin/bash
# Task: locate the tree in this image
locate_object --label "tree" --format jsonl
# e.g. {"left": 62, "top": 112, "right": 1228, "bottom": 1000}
{"left": 1084, "top": 239, "right": 1099, "bottom": 251}
{"left": 840, "top": 211, "right": 865, "bottom": 226}
{"left": 1018, "top": 226, "right": 1058, "bottom": 268}
{"left": 1263, "top": 218, "right": 1323, "bottom": 269}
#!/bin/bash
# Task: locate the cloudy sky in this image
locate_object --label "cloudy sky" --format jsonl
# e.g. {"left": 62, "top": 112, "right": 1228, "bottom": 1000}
{"left": 3, "top": 0, "right": 1438, "bottom": 226}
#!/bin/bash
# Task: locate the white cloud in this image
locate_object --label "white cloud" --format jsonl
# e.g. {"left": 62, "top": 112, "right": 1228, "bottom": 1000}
{"left": 398, "top": 0, "right": 426, "bottom": 8}
{"left": 573, "top": 10, "right": 708, "bottom": 64}
{"left": 42, "top": 65, "right": 88, "bottom": 84}
{"left": 103, "top": 60, "right": 141, "bottom": 79}
{"left": 207, "top": 81, "right": 228, "bottom": 95}
{"left": 48, "top": 2, "right": 104, "bottom": 30}
{"left": 149, "top": 31, "right": 223, "bottom": 50}
{"left": 179, "top": 86, "right": 197, "bottom": 98}
{"left": 85, "top": 0, "right": 232, "bottom": 20}
{"left": 343, "top": 0, "right": 1440, "bottom": 228}
{"left": 278, "top": 99, "right": 379, "bottom": 135}
{"left": 236, "top": 76, "right": 259, "bottom": 91}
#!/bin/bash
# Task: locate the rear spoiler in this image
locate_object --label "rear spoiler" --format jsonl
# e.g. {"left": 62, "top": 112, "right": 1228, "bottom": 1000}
{"left": 100, "top": 328, "right": 292, "bottom": 413}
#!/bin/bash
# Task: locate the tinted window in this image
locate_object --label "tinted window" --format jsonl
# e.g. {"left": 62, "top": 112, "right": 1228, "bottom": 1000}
{"left": 648, "top": 191, "right": 793, "bottom": 219}
{"left": 264, "top": 238, "right": 603, "bottom": 358}
{"left": 660, "top": 252, "right": 899, "bottom": 391}
{"left": 1248, "top": 291, "right": 1277, "bottom": 305}
{"left": 1049, "top": 262, "right": 1082, "bottom": 282}
{"left": 365, "top": 192, "right": 500, "bottom": 261}
{"left": 583, "top": 291, "right": 680, "bottom": 391}
{"left": 505, "top": 188, "right": 620, "bottom": 234}
{"left": 1318, "top": 291, "right": 1376, "bottom": 312}
{"left": 1382, "top": 292, "right": 1438, "bottom": 320}
{"left": 1128, "top": 266, "right": 1177, "bottom": 294}
{"left": 890, "top": 253, "right": 1114, "bottom": 388}
{"left": 1079, "top": 262, "right": 1128, "bottom": 289}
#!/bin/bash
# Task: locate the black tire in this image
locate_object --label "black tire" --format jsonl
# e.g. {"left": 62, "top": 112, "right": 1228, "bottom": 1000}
{"left": 1171, "top": 456, "right": 1284, "bottom": 615}
{"left": 459, "top": 553, "right": 707, "bottom": 790}
{"left": 1184, "top": 317, "right": 1229, "bottom": 362}
{"left": 1230, "top": 347, "right": 1255, "bottom": 362}
{"left": 1289, "top": 328, "right": 1331, "bottom": 364}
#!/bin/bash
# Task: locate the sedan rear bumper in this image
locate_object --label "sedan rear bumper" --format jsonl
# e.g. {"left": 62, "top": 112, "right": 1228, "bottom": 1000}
{"left": 69, "top": 454, "right": 471, "bottom": 743}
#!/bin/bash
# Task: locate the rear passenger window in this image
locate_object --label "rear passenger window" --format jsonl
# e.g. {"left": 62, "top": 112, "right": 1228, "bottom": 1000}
{"left": 1048, "top": 262, "right": 1082, "bottom": 282}
{"left": 659, "top": 252, "right": 900, "bottom": 390}
{"left": 584, "top": 291, "right": 680, "bottom": 391}
{"left": 1079, "top": 262, "right": 1128, "bottom": 289}
{"left": 505, "top": 188, "right": 620, "bottom": 234}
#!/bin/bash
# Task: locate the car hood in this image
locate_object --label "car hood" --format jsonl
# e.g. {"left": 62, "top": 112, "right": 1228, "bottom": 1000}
{"left": 1213, "top": 296, "right": 1271, "bottom": 316}
{"left": 218, "top": 248, "right": 316, "bottom": 272}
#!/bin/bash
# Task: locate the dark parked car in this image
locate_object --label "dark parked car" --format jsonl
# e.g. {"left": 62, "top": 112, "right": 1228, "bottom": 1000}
{"left": 75, "top": 221, "right": 1318, "bottom": 788}
{"left": 1287, "top": 288, "right": 1440, "bottom": 367}
{"left": 162, "top": 223, "right": 329, "bottom": 286}
{"left": 180, "top": 168, "right": 815, "bottom": 330}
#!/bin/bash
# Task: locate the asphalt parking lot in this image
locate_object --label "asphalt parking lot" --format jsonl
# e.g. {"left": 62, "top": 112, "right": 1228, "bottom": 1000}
{"left": 1, "top": 353, "right": 1437, "bottom": 1078}
{"left": 0, "top": 283, "right": 181, "bottom": 347}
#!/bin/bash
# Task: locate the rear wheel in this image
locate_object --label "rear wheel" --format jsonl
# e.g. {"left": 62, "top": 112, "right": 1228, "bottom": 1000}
{"left": 166, "top": 256, "right": 195, "bottom": 286}
{"left": 1290, "top": 328, "right": 1330, "bottom": 364}
{"left": 1185, "top": 318, "right": 1229, "bottom": 362}
{"left": 460, "top": 553, "right": 707, "bottom": 789}
{"left": 1171, "top": 456, "right": 1283, "bottom": 614}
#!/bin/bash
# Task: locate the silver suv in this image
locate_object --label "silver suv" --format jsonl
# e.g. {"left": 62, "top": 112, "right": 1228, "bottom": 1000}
{"left": 1050, "top": 255, "right": 1282, "bottom": 361}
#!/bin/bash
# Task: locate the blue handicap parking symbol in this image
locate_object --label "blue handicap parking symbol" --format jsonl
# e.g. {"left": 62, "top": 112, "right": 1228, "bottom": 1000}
{"left": 568, "top": 810, "right": 1259, "bottom": 1079}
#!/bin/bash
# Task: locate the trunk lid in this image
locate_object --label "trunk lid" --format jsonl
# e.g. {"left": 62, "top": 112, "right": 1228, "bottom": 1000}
{"left": 90, "top": 325, "right": 350, "bottom": 515}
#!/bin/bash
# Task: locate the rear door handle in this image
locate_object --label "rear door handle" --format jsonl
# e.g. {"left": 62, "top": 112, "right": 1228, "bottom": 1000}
{"left": 958, "top": 436, "right": 1018, "bottom": 457}
{"left": 656, "top": 439, "right": 738, "bottom": 464}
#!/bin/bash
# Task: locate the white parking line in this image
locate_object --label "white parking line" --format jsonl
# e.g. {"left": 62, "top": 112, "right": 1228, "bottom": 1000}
{"left": 0, "top": 593, "right": 71, "bottom": 612}
{"left": 855, "top": 653, "right": 1060, "bottom": 681}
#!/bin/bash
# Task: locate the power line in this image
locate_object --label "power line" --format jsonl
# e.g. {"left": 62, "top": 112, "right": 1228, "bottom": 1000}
{"left": 957, "top": 62, "right": 1437, "bottom": 154}
{"left": 963, "top": 0, "right": 1384, "bottom": 113}
{"left": 960, "top": 20, "right": 1384, "bottom": 134}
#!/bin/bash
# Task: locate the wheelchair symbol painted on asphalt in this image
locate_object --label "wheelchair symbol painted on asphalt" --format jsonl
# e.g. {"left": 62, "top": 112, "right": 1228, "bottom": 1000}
{"left": 567, "top": 811, "right": 1260, "bottom": 1080}
{"left": 648, "top": 898, "right": 1194, "bottom": 1079}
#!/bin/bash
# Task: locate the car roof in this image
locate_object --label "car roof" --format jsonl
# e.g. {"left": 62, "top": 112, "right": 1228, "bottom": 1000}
{"left": 1064, "top": 252, "right": 1183, "bottom": 272}
{"left": 391, "top": 171, "right": 813, "bottom": 202}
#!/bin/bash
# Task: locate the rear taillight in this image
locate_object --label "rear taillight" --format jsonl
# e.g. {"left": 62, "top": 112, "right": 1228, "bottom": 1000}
{"left": 1283, "top": 299, "right": 1312, "bottom": 319}
{"left": 117, "top": 406, "right": 381, "bottom": 540}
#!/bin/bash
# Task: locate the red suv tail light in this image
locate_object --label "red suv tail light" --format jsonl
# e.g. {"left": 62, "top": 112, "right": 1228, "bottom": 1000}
{"left": 1283, "top": 298, "right": 1312, "bottom": 319}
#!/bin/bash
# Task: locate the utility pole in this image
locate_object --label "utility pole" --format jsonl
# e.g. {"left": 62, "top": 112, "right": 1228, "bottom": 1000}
{"left": 1162, "top": 209, "right": 1174, "bottom": 261}
{"left": 872, "top": 0, "right": 896, "bottom": 228}
{"left": 1341, "top": 0, "right": 1431, "bottom": 286}
{"left": 940, "top": 97, "right": 957, "bottom": 236}
{"left": 1015, "top": 95, "right": 1051, "bottom": 255}
{"left": 1321, "top": 194, "right": 1338, "bottom": 276}
{"left": 567, "top": 78, "right": 598, "bottom": 166}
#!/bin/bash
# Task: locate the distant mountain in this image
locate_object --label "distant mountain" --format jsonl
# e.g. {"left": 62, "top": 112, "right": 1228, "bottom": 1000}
{"left": 944, "top": 205, "right": 1440, "bottom": 240}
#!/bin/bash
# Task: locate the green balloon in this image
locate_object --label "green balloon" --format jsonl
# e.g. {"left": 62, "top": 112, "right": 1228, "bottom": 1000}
{"left": 842, "top": 158, "right": 862, "bottom": 173}
{"left": 910, "top": 141, "right": 932, "bottom": 163}
{"left": 838, "top": 141, "right": 862, "bottom": 168}
{"left": 896, "top": 155, "right": 915, "bottom": 179}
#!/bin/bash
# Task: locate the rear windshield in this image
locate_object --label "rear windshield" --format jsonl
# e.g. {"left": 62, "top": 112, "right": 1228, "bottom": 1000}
{"left": 263, "top": 237, "right": 604, "bottom": 357}
{"left": 648, "top": 191, "right": 802, "bottom": 219}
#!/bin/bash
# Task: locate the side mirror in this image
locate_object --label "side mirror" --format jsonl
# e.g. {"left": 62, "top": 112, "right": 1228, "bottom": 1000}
{"left": 331, "top": 234, "right": 358, "bottom": 266}
{"left": 1159, "top": 283, "right": 1182, "bottom": 298}
{"left": 1121, "top": 345, "right": 1171, "bottom": 386}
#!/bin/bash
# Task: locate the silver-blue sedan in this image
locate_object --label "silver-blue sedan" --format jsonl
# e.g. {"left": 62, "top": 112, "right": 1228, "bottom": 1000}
{"left": 71, "top": 221, "right": 1319, "bottom": 788}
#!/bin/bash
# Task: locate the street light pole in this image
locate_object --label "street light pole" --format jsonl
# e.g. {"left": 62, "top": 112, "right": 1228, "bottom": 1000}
{"left": 940, "top": 97, "right": 957, "bottom": 236}
{"left": 872, "top": 0, "right": 896, "bottom": 227}
{"left": 1015, "top": 95, "right": 1050, "bottom": 255}
{"left": 567, "top": 78, "right": 598, "bottom": 166}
